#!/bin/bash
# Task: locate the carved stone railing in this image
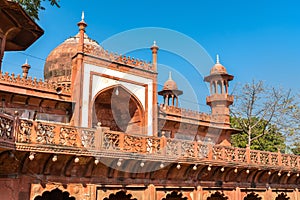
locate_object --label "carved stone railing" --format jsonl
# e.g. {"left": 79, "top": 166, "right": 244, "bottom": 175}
{"left": 1, "top": 114, "right": 300, "bottom": 170}
{"left": 0, "top": 71, "right": 71, "bottom": 94}
{"left": 160, "top": 105, "right": 212, "bottom": 122}
{"left": 89, "top": 47, "right": 154, "bottom": 72}
{"left": 206, "top": 94, "right": 234, "bottom": 103}
{"left": 0, "top": 112, "right": 15, "bottom": 142}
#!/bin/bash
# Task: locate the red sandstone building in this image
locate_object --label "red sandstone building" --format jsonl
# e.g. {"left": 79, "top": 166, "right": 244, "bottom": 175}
{"left": 0, "top": 1, "right": 299, "bottom": 199}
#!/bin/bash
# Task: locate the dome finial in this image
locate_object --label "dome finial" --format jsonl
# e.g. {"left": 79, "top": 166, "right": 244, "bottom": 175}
{"left": 168, "top": 71, "right": 172, "bottom": 80}
{"left": 216, "top": 54, "right": 220, "bottom": 64}
{"left": 151, "top": 40, "right": 159, "bottom": 49}
{"left": 25, "top": 58, "right": 28, "bottom": 64}
{"left": 81, "top": 11, "right": 85, "bottom": 21}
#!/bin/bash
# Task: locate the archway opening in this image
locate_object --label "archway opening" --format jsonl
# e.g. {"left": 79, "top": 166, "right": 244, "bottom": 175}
{"left": 93, "top": 86, "right": 145, "bottom": 134}
{"left": 207, "top": 191, "right": 228, "bottom": 200}
{"left": 162, "top": 191, "right": 188, "bottom": 200}
{"left": 103, "top": 190, "right": 137, "bottom": 200}
{"left": 244, "top": 192, "right": 262, "bottom": 200}
{"left": 275, "top": 193, "right": 290, "bottom": 200}
{"left": 34, "top": 188, "right": 75, "bottom": 200}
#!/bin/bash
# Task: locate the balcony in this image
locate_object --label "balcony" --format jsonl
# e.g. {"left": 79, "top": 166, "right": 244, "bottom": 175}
{"left": 0, "top": 112, "right": 299, "bottom": 172}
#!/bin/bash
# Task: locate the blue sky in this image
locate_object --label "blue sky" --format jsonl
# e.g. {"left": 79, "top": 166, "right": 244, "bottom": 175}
{"left": 3, "top": 0, "right": 300, "bottom": 111}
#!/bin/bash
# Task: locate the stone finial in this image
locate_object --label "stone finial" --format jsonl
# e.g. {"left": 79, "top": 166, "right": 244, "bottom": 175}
{"left": 150, "top": 40, "right": 159, "bottom": 71}
{"left": 77, "top": 11, "right": 87, "bottom": 30}
{"left": 216, "top": 54, "right": 220, "bottom": 64}
{"left": 81, "top": 11, "right": 85, "bottom": 21}
{"left": 21, "top": 59, "right": 31, "bottom": 79}
{"left": 151, "top": 40, "right": 159, "bottom": 50}
{"left": 168, "top": 71, "right": 172, "bottom": 80}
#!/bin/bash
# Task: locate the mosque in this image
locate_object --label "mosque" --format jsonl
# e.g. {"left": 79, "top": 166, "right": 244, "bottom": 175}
{"left": 0, "top": 0, "right": 299, "bottom": 199}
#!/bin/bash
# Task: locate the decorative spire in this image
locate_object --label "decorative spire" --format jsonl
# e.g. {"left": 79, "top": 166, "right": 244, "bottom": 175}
{"left": 21, "top": 59, "right": 31, "bottom": 79}
{"left": 77, "top": 11, "right": 87, "bottom": 31}
{"left": 150, "top": 40, "right": 159, "bottom": 71}
{"left": 168, "top": 71, "right": 172, "bottom": 80}
{"left": 81, "top": 11, "right": 85, "bottom": 21}
{"left": 216, "top": 54, "right": 220, "bottom": 64}
{"left": 151, "top": 40, "right": 159, "bottom": 49}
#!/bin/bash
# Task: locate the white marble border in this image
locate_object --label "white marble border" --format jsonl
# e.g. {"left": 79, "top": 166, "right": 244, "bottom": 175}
{"left": 81, "top": 63, "right": 153, "bottom": 135}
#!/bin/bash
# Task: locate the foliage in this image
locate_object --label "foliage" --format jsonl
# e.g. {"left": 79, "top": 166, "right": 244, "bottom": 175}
{"left": 13, "top": 0, "right": 60, "bottom": 20}
{"left": 231, "top": 117, "right": 286, "bottom": 152}
{"left": 230, "top": 80, "right": 299, "bottom": 151}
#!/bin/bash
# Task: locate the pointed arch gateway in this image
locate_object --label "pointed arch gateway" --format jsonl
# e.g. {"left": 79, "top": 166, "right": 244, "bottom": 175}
{"left": 93, "top": 85, "right": 145, "bottom": 134}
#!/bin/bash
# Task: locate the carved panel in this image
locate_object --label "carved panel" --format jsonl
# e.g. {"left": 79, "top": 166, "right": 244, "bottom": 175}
{"left": 0, "top": 115, "right": 13, "bottom": 139}
{"left": 123, "top": 135, "right": 145, "bottom": 153}
{"left": 250, "top": 151, "right": 259, "bottom": 164}
{"left": 223, "top": 146, "right": 235, "bottom": 161}
{"left": 60, "top": 127, "right": 77, "bottom": 146}
{"left": 260, "top": 152, "right": 270, "bottom": 165}
{"left": 18, "top": 119, "right": 33, "bottom": 143}
{"left": 212, "top": 146, "right": 223, "bottom": 160}
{"left": 102, "top": 131, "right": 120, "bottom": 150}
{"left": 198, "top": 143, "right": 209, "bottom": 158}
{"left": 236, "top": 149, "right": 247, "bottom": 162}
{"left": 146, "top": 137, "right": 162, "bottom": 154}
{"left": 81, "top": 129, "right": 95, "bottom": 148}
{"left": 180, "top": 141, "right": 194, "bottom": 157}
{"left": 282, "top": 154, "right": 290, "bottom": 167}
{"left": 36, "top": 123, "right": 55, "bottom": 144}
{"left": 270, "top": 153, "right": 279, "bottom": 165}
{"left": 166, "top": 139, "right": 180, "bottom": 157}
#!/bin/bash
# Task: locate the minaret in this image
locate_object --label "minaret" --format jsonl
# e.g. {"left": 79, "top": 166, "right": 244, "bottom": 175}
{"left": 158, "top": 72, "right": 183, "bottom": 107}
{"left": 150, "top": 41, "right": 159, "bottom": 71}
{"left": 77, "top": 11, "right": 87, "bottom": 53}
{"left": 21, "top": 59, "right": 31, "bottom": 79}
{"left": 70, "top": 12, "right": 88, "bottom": 126}
{"left": 150, "top": 41, "right": 159, "bottom": 136}
{"left": 204, "top": 55, "right": 234, "bottom": 126}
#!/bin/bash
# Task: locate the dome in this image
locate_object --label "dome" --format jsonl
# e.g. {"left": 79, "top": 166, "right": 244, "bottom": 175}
{"left": 209, "top": 54, "right": 228, "bottom": 75}
{"left": 210, "top": 63, "right": 227, "bottom": 74}
{"left": 44, "top": 32, "right": 103, "bottom": 83}
{"left": 163, "top": 72, "right": 178, "bottom": 90}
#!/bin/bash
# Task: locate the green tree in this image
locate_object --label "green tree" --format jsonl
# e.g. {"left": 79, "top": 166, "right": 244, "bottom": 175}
{"left": 13, "top": 0, "right": 60, "bottom": 20}
{"left": 231, "top": 117, "right": 286, "bottom": 152}
{"left": 230, "top": 80, "right": 299, "bottom": 151}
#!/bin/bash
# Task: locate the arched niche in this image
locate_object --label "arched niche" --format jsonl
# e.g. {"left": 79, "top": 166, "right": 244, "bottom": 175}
{"left": 243, "top": 192, "right": 262, "bottom": 200}
{"left": 207, "top": 191, "right": 228, "bottom": 200}
{"left": 34, "top": 188, "right": 75, "bottom": 200}
{"left": 162, "top": 191, "right": 188, "bottom": 200}
{"left": 92, "top": 85, "right": 145, "bottom": 134}
{"left": 103, "top": 190, "right": 137, "bottom": 200}
{"left": 275, "top": 193, "right": 290, "bottom": 200}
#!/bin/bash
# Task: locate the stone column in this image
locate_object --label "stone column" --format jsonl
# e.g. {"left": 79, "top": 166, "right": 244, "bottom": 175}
{"left": 234, "top": 187, "right": 241, "bottom": 200}
{"left": 147, "top": 184, "right": 156, "bottom": 200}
